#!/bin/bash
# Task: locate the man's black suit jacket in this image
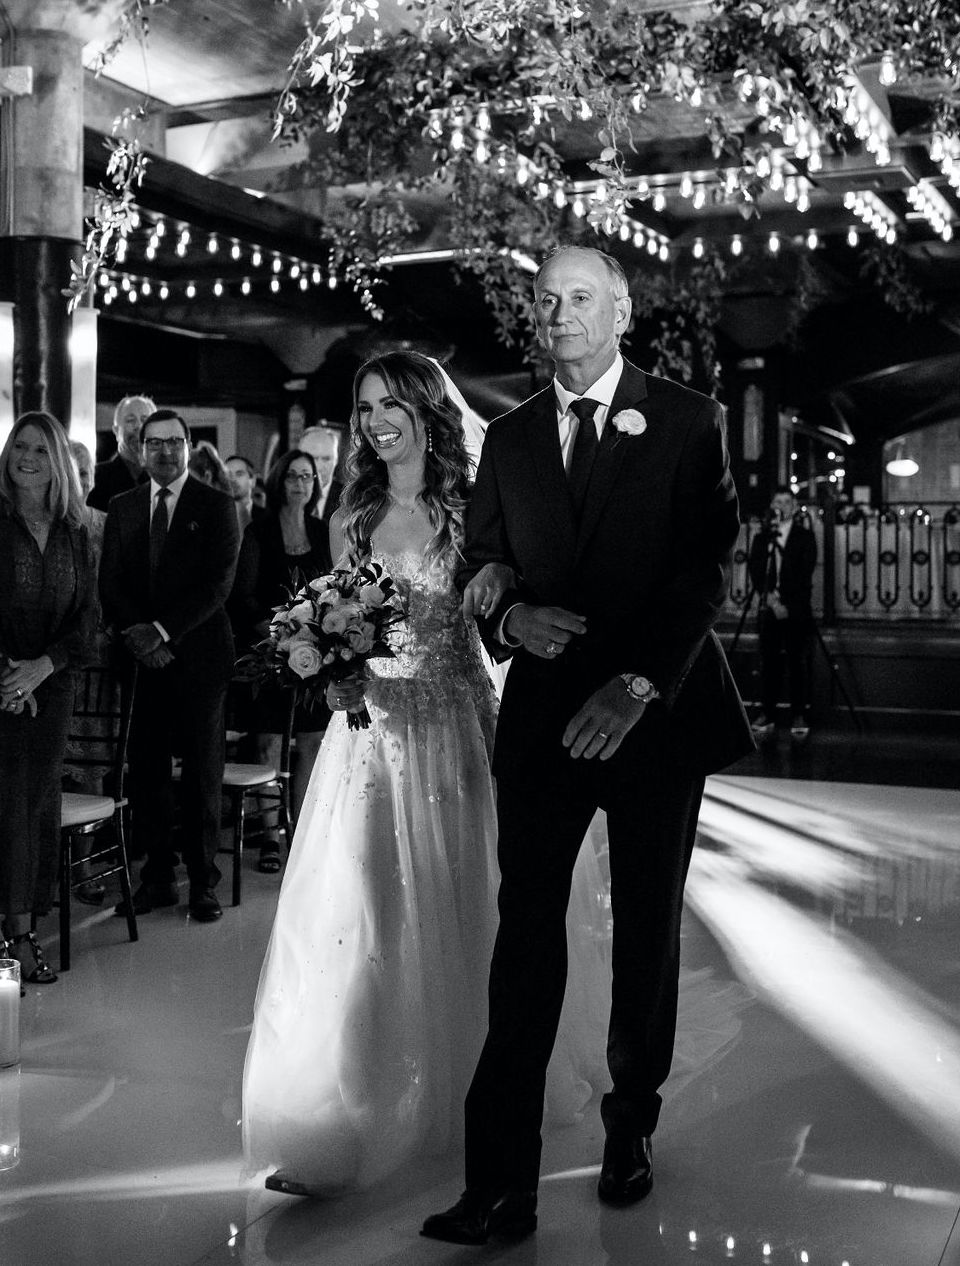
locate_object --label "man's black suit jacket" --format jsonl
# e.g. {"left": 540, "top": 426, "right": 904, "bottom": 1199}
{"left": 99, "top": 478, "right": 240, "bottom": 682}
{"left": 463, "top": 357, "right": 753, "bottom": 777}
{"left": 748, "top": 520, "right": 817, "bottom": 618}
{"left": 88, "top": 452, "right": 148, "bottom": 513}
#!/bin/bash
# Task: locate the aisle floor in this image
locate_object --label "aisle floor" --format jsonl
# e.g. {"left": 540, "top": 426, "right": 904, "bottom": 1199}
{"left": 2, "top": 771, "right": 960, "bottom": 1266}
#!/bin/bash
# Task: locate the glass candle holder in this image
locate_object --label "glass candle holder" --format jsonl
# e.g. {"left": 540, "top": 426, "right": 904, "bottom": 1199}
{"left": 0, "top": 1065, "right": 20, "bottom": 1171}
{"left": 0, "top": 959, "right": 21, "bottom": 1069}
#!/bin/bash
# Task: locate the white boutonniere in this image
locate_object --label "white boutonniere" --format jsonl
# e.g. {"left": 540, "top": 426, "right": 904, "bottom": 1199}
{"left": 611, "top": 409, "right": 647, "bottom": 436}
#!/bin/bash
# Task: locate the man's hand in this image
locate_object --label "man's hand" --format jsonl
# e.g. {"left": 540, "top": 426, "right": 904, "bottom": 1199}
{"left": 504, "top": 604, "right": 586, "bottom": 659}
{"left": 563, "top": 677, "right": 648, "bottom": 761}
{"left": 122, "top": 623, "right": 163, "bottom": 660}
{"left": 0, "top": 691, "right": 37, "bottom": 717}
{"left": 462, "top": 562, "right": 516, "bottom": 620}
{"left": 142, "top": 644, "right": 175, "bottom": 670}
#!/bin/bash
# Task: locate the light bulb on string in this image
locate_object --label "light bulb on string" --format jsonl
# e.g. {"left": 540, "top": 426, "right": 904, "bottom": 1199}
{"left": 116, "top": 238, "right": 128, "bottom": 263}
{"left": 879, "top": 51, "right": 897, "bottom": 86}
{"left": 768, "top": 231, "right": 780, "bottom": 254}
{"left": 289, "top": 262, "right": 301, "bottom": 278}
{"left": 103, "top": 291, "right": 113, "bottom": 305}
{"left": 251, "top": 248, "right": 262, "bottom": 267}
{"left": 155, "top": 218, "right": 166, "bottom": 237}
{"left": 272, "top": 255, "right": 282, "bottom": 273}
{"left": 450, "top": 127, "right": 465, "bottom": 151}
{"left": 185, "top": 282, "right": 196, "bottom": 299}
{"left": 127, "top": 288, "right": 137, "bottom": 303}
{"left": 658, "top": 242, "right": 669, "bottom": 262}
{"left": 178, "top": 227, "right": 190, "bottom": 248}
{"left": 692, "top": 184, "right": 707, "bottom": 209}
{"left": 554, "top": 185, "right": 566, "bottom": 209}
{"left": 175, "top": 241, "right": 187, "bottom": 258}
{"left": 120, "top": 276, "right": 130, "bottom": 291}
{"left": 312, "top": 267, "right": 322, "bottom": 284}
{"left": 647, "top": 236, "right": 658, "bottom": 256}
{"left": 145, "top": 245, "right": 156, "bottom": 261}
{"left": 213, "top": 280, "right": 223, "bottom": 297}
{"left": 477, "top": 105, "right": 491, "bottom": 133}
{"left": 140, "top": 280, "right": 151, "bottom": 296}
{"left": 692, "top": 237, "right": 705, "bottom": 259}
{"left": 731, "top": 234, "right": 743, "bottom": 256}
{"left": 620, "top": 222, "right": 631, "bottom": 242}
{"left": 159, "top": 283, "right": 169, "bottom": 300}
{"left": 207, "top": 234, "right": 219, "bottom": 254}
{"left": 231, "top": 241, "right": 241, "bottom": 260}
{"left": 797, "top": 188, "right": 810, "bottom": 212}
{"left": 475, "top": 138, "right": 489, "bottom": 164}
{"left": 327, "top": 275, "right": 338, "bottom": 290}
{"left": 807, "top": 147, "right": 823, "bottom": 172}
{"left": 270, "top": 277, "right": 280, "bottom": 293}
{"left": 299, "top": 275, "right": 309, "bottom": 291}
{"left": 679, "top": 172, "right": 694, "bottom": 199}
{"left": 806, "top": 229, "right": 819, "bottom": 249}
{"left": 241, "top": 278, "right": 251, "bottom": 295}
{"left": 653, "top": 190, "right": 666, "bottom": 213}
{"left": 633, "top": 229, "right": 644, "bottom": 248}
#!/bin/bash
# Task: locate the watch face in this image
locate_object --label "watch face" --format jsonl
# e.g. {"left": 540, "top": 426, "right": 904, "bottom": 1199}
{"left": 628, "top": 675, "right": 652, "bottom": 699}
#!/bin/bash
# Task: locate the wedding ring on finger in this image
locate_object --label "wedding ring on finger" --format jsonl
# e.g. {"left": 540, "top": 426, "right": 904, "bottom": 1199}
{"left": 597, "top": 731, "right": 609, "bottom": 742}
{"left": 14, "top": 689, "right": 23, "bottom": 699}
{"left": 545, "top": 641, "right": 560, "bottom": 656}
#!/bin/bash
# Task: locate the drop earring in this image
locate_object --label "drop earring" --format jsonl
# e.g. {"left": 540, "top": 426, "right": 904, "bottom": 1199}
{"left": 426, "top": 425, "right": 434, "bottom": 454}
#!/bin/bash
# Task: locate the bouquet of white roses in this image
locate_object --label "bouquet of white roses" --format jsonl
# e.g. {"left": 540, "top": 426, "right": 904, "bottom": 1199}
{"left": 236, "top": 559, "right": 406, "bottom": 730}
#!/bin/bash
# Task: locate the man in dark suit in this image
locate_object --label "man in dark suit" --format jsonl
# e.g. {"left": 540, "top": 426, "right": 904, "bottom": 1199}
{"left": 748, "top": 486, "right": 818, "bottom": 740}
{"left": 422, "top": 246, "right": 753, "bottom": 1245}
{"left": 87, "top": 394, "right": 155, "bottom": 511}
{"left": 298, "top": 426, "right": 344, "bottom": 529}
{"left": 100, "top": 409, "right": 240, "bottom": 923}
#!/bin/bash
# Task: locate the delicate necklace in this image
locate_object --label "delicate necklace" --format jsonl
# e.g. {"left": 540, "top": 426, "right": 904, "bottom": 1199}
{"left": 388, "top": 490, "right": 423, "bottom": 516}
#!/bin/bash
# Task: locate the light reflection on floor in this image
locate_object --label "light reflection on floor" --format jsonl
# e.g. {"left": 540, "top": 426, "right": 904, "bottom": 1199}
{"left": 1, "top": 776, "right": 959, "bottom": 1265}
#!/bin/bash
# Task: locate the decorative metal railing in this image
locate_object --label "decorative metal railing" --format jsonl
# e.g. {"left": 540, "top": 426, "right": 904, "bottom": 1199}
{"left": 729, "top": 503, "right": 960, "bottom": 622}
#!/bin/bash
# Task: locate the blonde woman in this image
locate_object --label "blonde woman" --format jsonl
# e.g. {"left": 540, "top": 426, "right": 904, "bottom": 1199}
{"left": 0, "top": 412, "right": 94, "bottom": 983}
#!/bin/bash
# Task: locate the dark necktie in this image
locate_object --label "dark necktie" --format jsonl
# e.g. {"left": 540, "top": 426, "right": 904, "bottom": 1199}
{"left": 566, "top": 397, "right": 601, "bottom": 519}
{"left": 767, "top": 536, "right": 783, "bottom": 592}
{"left": 149, "top": 486, "right": 170, "bottom": 577}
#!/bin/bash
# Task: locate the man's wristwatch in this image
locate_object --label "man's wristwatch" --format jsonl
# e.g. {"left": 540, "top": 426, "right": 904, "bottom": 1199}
{"left": 620, "top": 673, "right": 660, "bottom": 705}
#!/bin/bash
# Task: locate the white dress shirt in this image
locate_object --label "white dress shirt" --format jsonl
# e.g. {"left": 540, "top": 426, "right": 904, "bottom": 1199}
{"left": 554, "top": 353, "right": 624, "bottom": 472}
{"left": 149, "top": 470, "right": 190, "bottom": 642}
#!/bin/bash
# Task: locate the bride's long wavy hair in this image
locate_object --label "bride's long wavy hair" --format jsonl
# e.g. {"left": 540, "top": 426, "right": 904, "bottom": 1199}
{"left": 340, "top": 352, "right": 472, "bottom": 569}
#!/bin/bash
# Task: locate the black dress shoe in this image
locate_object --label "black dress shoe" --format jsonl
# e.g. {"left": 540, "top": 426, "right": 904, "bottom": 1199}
{"left": 421, "top": 1189, "right": 537, "bottom": 1245}
{"left": 598, "top": 1132, "right": 653, "bottom": 1206}
{"left": 188, "top": 886, "right": 223, "bottom": 922}
{"left": 113, "top": 882, "right": 179, "bottom": 918}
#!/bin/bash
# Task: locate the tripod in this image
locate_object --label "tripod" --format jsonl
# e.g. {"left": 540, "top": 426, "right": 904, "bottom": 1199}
{"left": 731, "top": 518, "right": 862, "bottom": 733}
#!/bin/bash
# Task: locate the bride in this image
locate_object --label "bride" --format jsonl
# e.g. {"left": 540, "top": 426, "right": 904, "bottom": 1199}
{"left": 242, "top": 351, "right": 609, "bottom": 1195}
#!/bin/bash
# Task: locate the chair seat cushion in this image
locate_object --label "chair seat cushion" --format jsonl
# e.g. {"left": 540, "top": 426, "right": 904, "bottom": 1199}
{"left": 61, "top": 792, "right": 115, "bottom": 829}
{"left": 222, "top": 762, "right": 278, "bottom": 788}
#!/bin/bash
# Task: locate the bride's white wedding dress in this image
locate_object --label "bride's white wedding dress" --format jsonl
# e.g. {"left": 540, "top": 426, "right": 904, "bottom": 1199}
{"left": 242, "top": 549, "right": 611, "bottom": 1193}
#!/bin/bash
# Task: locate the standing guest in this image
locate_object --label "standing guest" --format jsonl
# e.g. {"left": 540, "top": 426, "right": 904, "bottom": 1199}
{"left": 748, "top": 486, "right": 817, "bottom": 741}
{"left": 0, "top": 413, "right": 94, "bottom": 984}
{"left": 188, "top": 440, "right": 233, "bottom": 497}
{"left": 69, "top": 440, "right": 106, "bottom": 563}
{"left": 100, "top": 409, "right": 239, "bottom": 923}
{"left": 87, "top": 394, "right": 155, "bottom": 511}
{"left": 423, "top": 246, "right": 753, "bottom": 1244}
{"left": 252, "top": 475, "right": 267, "bottom": 512}
{"left": 297, "top": 426, "right": 343, "bottom": 526}
{"left": 229, "top": 450, "right": 331, "bottom": 872}
{"left": 225, "top": 454, "right": 262, "bottom": 535}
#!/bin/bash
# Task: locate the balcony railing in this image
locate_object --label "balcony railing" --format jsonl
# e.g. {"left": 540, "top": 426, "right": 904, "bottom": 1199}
{"left": 729, "top": 503, "right": 960, "bottom": 622}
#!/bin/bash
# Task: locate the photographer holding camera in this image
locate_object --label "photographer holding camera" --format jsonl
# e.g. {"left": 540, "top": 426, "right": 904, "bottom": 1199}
{"left": 748, "top": 487, "right": 817, "bottom": 741}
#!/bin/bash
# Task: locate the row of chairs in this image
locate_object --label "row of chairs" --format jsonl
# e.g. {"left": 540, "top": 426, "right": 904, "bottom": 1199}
{"left": 58, "top": 666, "right": 295, "bottom": 971}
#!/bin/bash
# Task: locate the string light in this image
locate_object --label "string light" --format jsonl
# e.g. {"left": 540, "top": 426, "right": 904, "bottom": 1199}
{"left": 213, "top": 280, "right": 224, "bottom": 297}
{"left": 207, "top": 234, "right": 219, "bottom": 253}
{"left": 806, "top": 229, "right": 819, "bottom": 249}
{"left": 251, "top": 248, "right": 263, "bottom": 267}
{"left": 658, "top": 242, "right": 669, "bottom": 262}
{"left": 731, "top": 234, "right": 743, "bottom": 256}
{"left": 159, "top": 283, "right": 169, "bottom": 300}
{"left": 270, "top": 277, "right": 280, "bottom": 293}
{"left": 327, "top": 275, "right": 338, "bottom": 290}
{"left": 185, "top": 282, "right": 196, "bottom": 299}
{"left": 289, "top": 262, "right": 301, "bottom": 278}
{"left": 652, "top": 190, "right": 666, "bottom": 213}
{"left": 241, "top": 278, "right": 251, "bottom": 295}
{"left": 879, "top": 51, "right": 897, "bottom": 86}
{"left": 768, "top": 231, "right": 780, "bottom": 254}
{"left": 154, "top": 218, "right": 166, "bottom": 237}
{"left": 231, "top": 241, "right": 241, "bottom": 260}
{"left": 692, "top": 236, "right": 705, "bottom": 259}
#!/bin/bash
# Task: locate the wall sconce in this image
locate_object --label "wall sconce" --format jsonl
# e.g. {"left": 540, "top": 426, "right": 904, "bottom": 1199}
{"left": 0, "top": 302, "right": 13, "bottom": 449}
{"left": 885, "top": 439, "right": 919, "bottom": 477}
{"left": 69, "top": 307, "right": 99, "bottom": 461}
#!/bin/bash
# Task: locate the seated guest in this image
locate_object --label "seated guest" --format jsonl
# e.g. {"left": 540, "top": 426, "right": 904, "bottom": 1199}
{"left": 229, "top": 449, "right": 331, "bottom": 872}
{"left": 298, "top": 425, "right": 343, "bottom": 525}
{"left": 87, "top": 394, "right": 155, "bottom": 511}
{"left": 188, "top": 440, "right": 233, "bottom": 497}
{"left": 225, "top": 454, "right": 263, "bottom": 535}
{"left": 100, "top": 409, "right": 239, "bottom": 923}
{"left": 0, "top": 412, "right": 95, "bottom": 984}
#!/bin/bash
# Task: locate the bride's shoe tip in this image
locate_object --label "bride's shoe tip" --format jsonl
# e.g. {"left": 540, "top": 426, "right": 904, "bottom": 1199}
{"left": 265, "top": 1172, "right": 313, "bottom": 1198}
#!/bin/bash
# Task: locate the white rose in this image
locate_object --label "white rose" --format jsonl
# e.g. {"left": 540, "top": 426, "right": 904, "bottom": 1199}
{"left": 287, "top": 600, "right": 315, "bottom": 625}
{"left": 358, "top": 582, "right": 386, "bottom": 607}
{"left": 321, "top": 607, "right": 352, "bottom": 634}
{"left": 286, "top": 642, "right": 322, "bottom": 680}
{"left": 611, "top": 409, "right": 647, "bottom": 436}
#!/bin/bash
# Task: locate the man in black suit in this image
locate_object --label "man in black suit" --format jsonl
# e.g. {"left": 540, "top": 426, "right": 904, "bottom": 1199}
{"left": 298, "top": 425, "right": 344, "bottom": 529}
{"left": 423, "top": 246, "right": 753, "bottom": 1245}
{"left": 87, "top": 394, "right": 155, "bottom": 511}
{"left": 748, "top": 487, "right": 818, "bottom": 740}
{"left": 100, "top": 409, "right": 240, "bottom": 923}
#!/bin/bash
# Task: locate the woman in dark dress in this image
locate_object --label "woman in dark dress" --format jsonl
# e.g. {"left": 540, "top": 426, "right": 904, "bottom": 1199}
{"left": 0, "top": 412, "right": 94, "bottom": 983}
{"left": 229, "top": 450, "right": 332, "bottom": 871}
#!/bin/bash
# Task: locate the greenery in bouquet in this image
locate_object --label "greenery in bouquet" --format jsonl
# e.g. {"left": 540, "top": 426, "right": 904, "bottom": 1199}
{"left": 236, "top": 559, "right": 406, "bottom": 730}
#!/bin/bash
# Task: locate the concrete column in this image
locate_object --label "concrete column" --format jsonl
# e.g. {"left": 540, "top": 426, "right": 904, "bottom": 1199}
{"left": 0, "top": 0, "right": 122, "bottom": 423}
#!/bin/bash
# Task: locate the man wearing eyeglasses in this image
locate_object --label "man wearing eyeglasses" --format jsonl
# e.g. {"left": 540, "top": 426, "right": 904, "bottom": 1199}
{"left": 100, "top": 409, "right": 240, "bottom": 924}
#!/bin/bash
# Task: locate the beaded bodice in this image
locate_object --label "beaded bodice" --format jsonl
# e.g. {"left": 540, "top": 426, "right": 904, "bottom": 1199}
{"left": 364, "top": 550, "right": 495, "bottom": 722}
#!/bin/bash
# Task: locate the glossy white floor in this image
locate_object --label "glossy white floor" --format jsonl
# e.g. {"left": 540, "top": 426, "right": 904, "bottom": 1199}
{"left": 3, "top": 776, "right": 960, "bottom": 1266}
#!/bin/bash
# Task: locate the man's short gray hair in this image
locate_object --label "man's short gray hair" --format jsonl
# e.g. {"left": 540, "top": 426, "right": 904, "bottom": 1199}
{"left": 113, "top": 394, "right": 156, "bottom": 424}
{"left": 533, "top": 246, "right": 629, "bottom": 301}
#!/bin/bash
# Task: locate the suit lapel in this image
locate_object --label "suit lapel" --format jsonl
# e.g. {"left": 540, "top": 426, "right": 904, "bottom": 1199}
{"left": 522, "top": 387, "right": 577, "bottom": 556}
{"left": 573, "top": 362, "right": 649, "bottom": 564}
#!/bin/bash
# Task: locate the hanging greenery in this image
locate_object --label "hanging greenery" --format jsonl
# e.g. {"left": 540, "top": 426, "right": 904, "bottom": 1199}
{"left": 629, "top": 249, "right": 727, "bottom": 392}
